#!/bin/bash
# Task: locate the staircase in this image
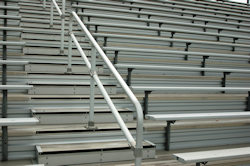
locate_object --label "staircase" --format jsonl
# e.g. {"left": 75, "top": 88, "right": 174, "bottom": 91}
{"left": 1, "top": 0, "right": 250, "bottom": 166}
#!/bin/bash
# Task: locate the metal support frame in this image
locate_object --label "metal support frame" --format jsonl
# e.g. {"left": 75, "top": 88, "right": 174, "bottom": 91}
{"left": 232, "top": 38, "right": 238, "bottom": 52}
{"left": 85, "top": 46, "right": 98, "bottom": 130}
{"left": 222, "top": 72, "right": 231, "bottom": 93}
{"left": 127, "top": 68, "right": 134, "bottom": 86}
{"left": 184, "top": 43, "right": 191, "bottom": 60}
{"left": 246, "top": 91, "right": 250, "bottom": 111}
{"left": 68, "top": 12, "right": 144, "bottom": 165}
{"left": 165, "top": 121, "right": 175, "bottom": 151}
{"left": 2, "top": 3, "right": 8, "bottom": 161}
{"left": 170, "top": 32, "right": 175, "bottom": 47}
{"left": 201, "top": 56, "right": 209, "bottom": 76}
{"left": 114, "top": 51, "right": 119, "bottom": 64}
{"left": 50, "top": 0, "right": 65, "bottom": 54}
{"left": 143, "top": 91, "right": 152, "bottom": 116}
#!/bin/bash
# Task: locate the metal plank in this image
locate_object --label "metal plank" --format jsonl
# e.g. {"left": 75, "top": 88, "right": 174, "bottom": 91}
{"left": 173, "top": 147, "right": 250, "bottom": 164}
{"left": 145, "top": 112, "right": 250, "bottom": 121}
{"left": 0, "top": 85, "right": 33, "bottom": 90}
{"left": 0, "top": 118, "right": 39, "bottom": 126}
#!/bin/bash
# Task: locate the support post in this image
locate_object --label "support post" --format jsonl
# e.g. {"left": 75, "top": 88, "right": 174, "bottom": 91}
{"left": 201, "top": 56, "right": 209, "bottom": 76}
{"left": 196, "top": 163, "right": 201, "bottom": 166}
{"left": 2, "top": 4, "right": 8, "bottom": 161}
{"left": 184, "top": 43, "right": 191, "bottom": 60}
{"left": 114, "top": 51, "right": 119, "bottom": 64}
{"left": 86, "top": 46, "right": 98, "bottom": 129}
{"left": 165, "top": 121, "right": 175, "bottom": 151}
{"left": 43, "top": 0, "right": 46, "bottom": 9}
{"left": 126, "top": 68, "right": 134, "bottom": 86}
{"left": 67, "top": 14, "right": 73, "bottom": 74}
{"left": 222, "top": 72, "right": 231, "bottom": 93}
{"left": 143, "top": 91, "right": 152, "bottom": 116}
{"left": 60, "top": 0, "right": 65, "bottom": 55}
{"left": 50, "top": 0, "right": 53, "bottom": 28}
{"left": 246, "top": 91, "right": 250, "bottom": 111}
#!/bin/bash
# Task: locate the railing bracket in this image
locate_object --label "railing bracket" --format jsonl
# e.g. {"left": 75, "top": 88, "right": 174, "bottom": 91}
{"left": 127, "top": 68, "right": 134, "bottom": 86}
{"left": 134, "top": 147, "right": 143, "bottom": 157}
{"left": 246, "top": 92, "right": 250, "bottom": 111}
{"left": 61, "top": 14, "right": 65, "bottom": 19}
{"left": 165, "top": 121, "right": 176, "bottom": 151}
{"left": 143, "top": 91, "right": 152, "bottom": 116}
{"left": 222, "top": 72, "right": 231, "bottom": 93}
{"left": 201, "top": 56, "right": 209, "bottom": 76}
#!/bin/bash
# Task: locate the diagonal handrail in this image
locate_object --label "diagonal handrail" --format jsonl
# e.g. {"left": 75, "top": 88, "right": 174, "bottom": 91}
{"left": 43, "top": 0, "right": 144, "bottom": 165}
{"left": 67, "top": 11, "right": 144, "bottom": 166}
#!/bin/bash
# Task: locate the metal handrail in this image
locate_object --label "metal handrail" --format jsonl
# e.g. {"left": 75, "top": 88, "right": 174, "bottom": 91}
{"left": 68, "top": 11, "right": 144, "bottom": 166}
{"left": 46, "top": 0, "right": 65, "bottom": 54}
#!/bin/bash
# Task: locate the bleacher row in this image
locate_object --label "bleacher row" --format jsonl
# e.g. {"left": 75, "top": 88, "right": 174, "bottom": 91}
{"left": 0, "top": 0, "right": 250, "bottom": 165}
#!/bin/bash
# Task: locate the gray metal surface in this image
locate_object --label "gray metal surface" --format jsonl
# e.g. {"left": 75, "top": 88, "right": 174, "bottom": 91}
{"left": 0, "top": 118, "right": 39, "bottom": 126}
{"left": 173, "top": 147, "right": 250, "bottom": 164}
{"left": 146, "top": 112, "right": 250, "bottom": 121}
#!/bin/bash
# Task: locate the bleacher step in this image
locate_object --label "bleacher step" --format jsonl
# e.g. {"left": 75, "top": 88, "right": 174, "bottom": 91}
{"left": 31, "top": 108, "right": 133, "bottom": 124}
{"left": 28, "top": 82, "right": 117, "bottom": 95}
{"left": 25, "top": 64, "right": 103, "bottom": 74}
{"left": 35, "top": 140, "right": 156, "bottom": 166}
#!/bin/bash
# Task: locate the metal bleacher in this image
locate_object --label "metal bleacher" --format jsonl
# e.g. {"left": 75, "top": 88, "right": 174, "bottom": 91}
{"left": 1, "top": 0, "right": 250, "bottom": 166}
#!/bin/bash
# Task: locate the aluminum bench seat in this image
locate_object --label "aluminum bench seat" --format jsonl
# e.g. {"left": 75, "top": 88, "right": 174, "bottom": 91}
{"left": 103, "top": 47, "right": 250, "bottom": 59}
{"left": 173, "top": 147, "right": 250, "bottom": 165}
{"left": 130, "top": 86, "right": 250, "bottom": 92}
{"left": 0, "top": 85, "right": 33, "bottom": 90}
{"left": 145, "top": 112, "right": 250, "bottom": 121}
{"left": 85, "top": 22, "right": 250, "bottom": 40}
{"left": 74, "top": 1, "right": 250, "bottom": 22}
{"left": 0, "top": 41, "right": 26, "bottom": 46}
{"left": 0, "top": 118, "right": 39, "bottom": 126}
{"left": 93, "top": 33, "right": 250, "bottom": 48}
{"left": 115, "top": 64, "right": 250, "bottom": 73}
{"left": 72, "top": 5, "right": 250, "bottom": 28}
{"left": 0, "top": 5, "right": 19, "bottom": 10}
{"left": 0, "top": 60, "right": 29, "bottom": 65}
{"left": 0, "top": 15, "right": 21, "bottom": 20}
{"left": 159, "top": 0, "right": 250, "bottom": 13}
{"left": 119, "top": 0, "right": 250, "bottom": 17}
{"left": 79, "top": 13, "right": 250, "bottom": 34}
{"left": 0, "top": 26, "right": 23, "bottom": 31}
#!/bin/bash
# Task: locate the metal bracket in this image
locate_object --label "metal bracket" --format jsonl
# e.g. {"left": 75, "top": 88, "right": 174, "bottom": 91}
{"left": 84, "top": 121, "right": 98, "bottom": 130}
{"left": 202, "top": 162, "right": 208, "bottom": 165}
{"left": 88, "top": 70, "right": 97, "bottom": 77}
{"left": 201, "top": 56, "right": 209, "bottom": 76}
{"left": 143, "top": 91, "right": 152, "bottom": 116}
{"left": 165, "top": 121, "right": 176, "bottom": 151}
{"left": 232, "top": 38, "right": 238, "bottom": 51}
{"left": 59, "top": 49, "right": 64, "bottom": 55}
{"left": 114, "top": 51, "right": 119, "bottom": 64}
{"left": 95, "top": 25, "right": 99, "bottom": 33}
{"left": 65, "top": 68, "right": 74, "bottom": 75}
{"left": 103, "top": 37, "right": 107, "bottom": 47}
{"left": 49, "top": 24, "right": 53, "bottom": 28}
{"left": 68, "top": 31, "right": 73, "bottom": 36}
{"left": 184, "top": 43, "right": 191, "bottom": 60}
{"left": 246, "top": 91, "right": 250, "bottom": 111}
{"left": 61, "top": 14, "right": 65, "bottom": 19}
{"left": 134, "top": 147, "right": 143, "bottom": 157}
{"left": 222, "top": 72, "right": 231, "bottom": 93}
{"left": 171, "top": 32, "right": 175, "bottom": 38}
{"left": 126, "top": 68, "right": 134, "bottom": 86}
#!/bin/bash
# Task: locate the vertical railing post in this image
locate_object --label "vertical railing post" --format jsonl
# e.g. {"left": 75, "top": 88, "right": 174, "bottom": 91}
{"left": 50, "top": 0, "right": 53, "bottom": 28}
{"left": 43, "top": 0, "right": 46, "bottom": 9}
{"left": 86, "top": 46, "right": 97, "bottom": 129}
{"left": 67, "top": 14, "right": 73, "bottom": 73}
{"left": 60, "top": 0, "right": 65, "bottom": 55}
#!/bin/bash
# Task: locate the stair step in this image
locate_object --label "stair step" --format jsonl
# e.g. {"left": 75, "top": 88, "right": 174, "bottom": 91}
{"left": 25, "top": 64, "right": 103, "bottom": 74}
{"left": 22, "top": 33, "right": 85, "bottom": 42}
{"left": 28, "top": 82, "right": 117, "bottom": 95}
{"left": 36, "top": 140, "right": 155, "bottom": 166}
{"left": 31, "top": 108, "right": 134, "bottom": 124}
{"left": 23, "top": 47, "right": 90, "bottom": 55}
